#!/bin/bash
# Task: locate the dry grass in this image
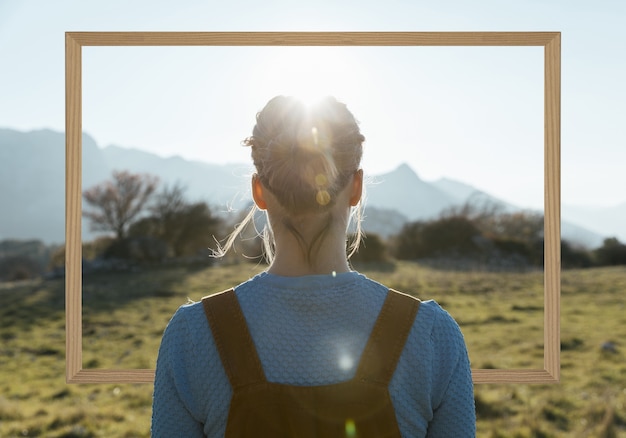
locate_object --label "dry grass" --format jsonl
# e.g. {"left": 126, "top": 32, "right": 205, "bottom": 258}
{"left": 1, "top": 261, "right": 625, "bottom": 437}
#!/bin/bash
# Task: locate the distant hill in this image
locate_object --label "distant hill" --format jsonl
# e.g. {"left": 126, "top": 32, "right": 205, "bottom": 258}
{"left": 366, "top": 163, "right": 457, "bottom": 220}
{"left": 0, "top": 128, "right": 68, "bottom": 244}
{"left": 432, "top": 177, "right": 516, "bottom": 211}
{"left": 95, "top": 144, "right": 253, "bottom": 209}
{"left": 0, "top": 128, "right": 252, "bottom": 244}
{"left": 562, "top": 203, "right": 626, "bottom": 246}
{"left": 0, "top": 128, "right": 615, "bottom": 248}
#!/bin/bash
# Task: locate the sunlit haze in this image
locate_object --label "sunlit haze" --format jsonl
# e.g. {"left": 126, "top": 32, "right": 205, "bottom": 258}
{"left": 1, "top": 0, "right": 626, "bottom": 211}
{"left": 80, "top": 45, "right": 544, "bottom": 209}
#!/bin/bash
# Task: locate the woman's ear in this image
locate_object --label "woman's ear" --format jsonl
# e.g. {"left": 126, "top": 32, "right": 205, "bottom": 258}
{"left": 252, "top": 174, "right": 268, "bottom": 210}
{"left": 349, "top": 169, "right": 363, "bottom": 207}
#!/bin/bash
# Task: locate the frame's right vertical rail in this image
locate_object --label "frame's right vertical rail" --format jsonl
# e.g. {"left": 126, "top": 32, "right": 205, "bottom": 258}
{"left": 544, "top": 32, "right": 561, "bottom": 382}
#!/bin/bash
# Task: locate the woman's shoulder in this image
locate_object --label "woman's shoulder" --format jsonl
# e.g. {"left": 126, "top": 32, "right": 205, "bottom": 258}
{"left": 418, "top": 298, "right": 460, "bottom": 325}
{"left": 415, "top": 299, "right": 465, "bottom": 342}
{"left": 383, "top": 289, "right": 456, "bottom": 326}
{"left": 382, "top": 291, "right": 465, "bottom": 354}
{"left": 162, "top": 299, "right": 210, "bottom": 341}
{"left": 172, "top": 298, "right": 205, "bottom": 319}
{"left": 408, "top": 299, "right": 469, "bottom": 377}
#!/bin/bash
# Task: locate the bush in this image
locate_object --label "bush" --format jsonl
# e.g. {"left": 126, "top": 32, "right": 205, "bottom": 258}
{"left": 349, "top": 233, "right": 388, "bottom": 263}
{"left": 48, "top": 237, "right": 117, "bottom": 270}
{"left": 490, "top": 236, "right": 548, "bottom": 267}
{"left": 0, "top": 255, "right": 43, "bottom": 281}
{"left": 561, "top": 240, "right": 593, "bottom": 269}
{"left": 103, "top": 236, "right": 171, "bottom": 262}
{"left": 594, "top": 237, "right": 626, "bottom": 266}
{"left": 392, "top": 216, "right": 482, "bottom": 260}
{"left": 129, "top": 200, "right": 223, "bottom": 258}
{"left": 391, "top": 221, "right": 426, "bottom": 260}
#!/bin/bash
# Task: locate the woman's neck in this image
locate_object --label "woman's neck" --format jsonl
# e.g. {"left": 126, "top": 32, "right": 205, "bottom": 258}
{"left": 267, "top": 253, "right": 351, "bottom": 277}
{"left": 267, "top": 223, "right": 351, "bottom": 277}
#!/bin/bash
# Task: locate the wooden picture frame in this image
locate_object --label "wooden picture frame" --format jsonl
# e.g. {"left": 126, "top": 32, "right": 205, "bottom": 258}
{"left": 66, "top": 31, "right": 561, "bottom": 384}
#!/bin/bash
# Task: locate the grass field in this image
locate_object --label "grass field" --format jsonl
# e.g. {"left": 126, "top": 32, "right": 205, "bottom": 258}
{"left": 1, "top": 260, "right": 625, "bottom": 437}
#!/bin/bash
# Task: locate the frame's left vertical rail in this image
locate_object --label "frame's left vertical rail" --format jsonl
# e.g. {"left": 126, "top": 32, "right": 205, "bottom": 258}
{"left": 65, "top": 33, "right": 83, "bottom": 383}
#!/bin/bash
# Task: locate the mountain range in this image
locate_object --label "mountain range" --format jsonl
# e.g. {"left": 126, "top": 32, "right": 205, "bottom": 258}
{"left": 1, "top": 128, "right": 622, "bottom": 249}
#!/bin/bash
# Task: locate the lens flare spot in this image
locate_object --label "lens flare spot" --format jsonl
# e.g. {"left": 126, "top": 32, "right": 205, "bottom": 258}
{"left": 316, "top": 190, "right": 331, "bottom": 206}
{"left": 312, "top": 126, "right": 319, "bottom": 146}
{"left": 315, "top": 173, "right": 328, "bottom": 187}
{"left": 345, "top": 419, "right": 357, "bottom": 437}
{"left": 339, "top": 354, "right": 354, "bottom": 371}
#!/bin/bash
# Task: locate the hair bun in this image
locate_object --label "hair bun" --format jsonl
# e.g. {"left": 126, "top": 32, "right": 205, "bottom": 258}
{"left": 246, "top": 96, "right": 364, "bottom": 215}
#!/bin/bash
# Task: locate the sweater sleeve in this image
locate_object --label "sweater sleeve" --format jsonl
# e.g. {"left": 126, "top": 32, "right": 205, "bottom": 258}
{"left": 152, "top": 306, "right": 206, "bottom": 438}
{"left": 426, "top": 307, "right": 476, "bottom": 437}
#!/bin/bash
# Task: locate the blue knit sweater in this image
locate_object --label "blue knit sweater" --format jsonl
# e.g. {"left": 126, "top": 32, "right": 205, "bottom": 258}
{"left": 152, "top": 270, "right": 476, "bottom": 437}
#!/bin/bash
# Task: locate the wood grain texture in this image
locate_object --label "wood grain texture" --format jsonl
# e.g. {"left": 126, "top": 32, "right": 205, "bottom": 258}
{"left": 472, "top": 369, "right": 559, "bottom": 384}
{"left": 544, "top": 33, "right": 561, "bottom": 383}
{"left": 67, "top": 369, "right": 155, "bottom": 384}
{"left": 66, "top": 31, "right": 560, "bottom": 46}
{"left": 65, "top": 33, "right": 83, "bottom": 384}
{"left": 65, "top": 31, "right": 561, "bottom": 384}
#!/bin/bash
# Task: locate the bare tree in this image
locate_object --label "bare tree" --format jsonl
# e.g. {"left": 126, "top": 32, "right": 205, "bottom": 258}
{"left": 83, "top": 170, "right": 159, "bottom": 240}
{"left": 150, "top": 182, "right": 188, "bottom": 220}
{"left": 129, "top": 182, "right": 224, "bottom": 257}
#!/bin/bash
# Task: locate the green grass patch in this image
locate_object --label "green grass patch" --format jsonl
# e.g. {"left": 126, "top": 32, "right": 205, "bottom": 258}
{"left": 1, "top": 262, "right": 625, "bottom": 436}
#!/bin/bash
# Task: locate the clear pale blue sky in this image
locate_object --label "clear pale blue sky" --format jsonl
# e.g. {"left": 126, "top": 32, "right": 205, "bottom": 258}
{"left": 1, "top": 0, "right": 625, "bottom": 210}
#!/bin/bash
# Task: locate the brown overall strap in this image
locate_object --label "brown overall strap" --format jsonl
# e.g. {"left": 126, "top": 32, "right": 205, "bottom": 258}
{"left": 355, "top": 289, "right": 421, "bottom": 385}
{"left": 202, "top": 289, "right": 266, "bottom": 389}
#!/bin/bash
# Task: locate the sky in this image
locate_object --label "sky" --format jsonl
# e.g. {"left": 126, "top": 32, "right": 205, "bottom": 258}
{"left": 1, "top": 0, "right": 625, "bottom": 211}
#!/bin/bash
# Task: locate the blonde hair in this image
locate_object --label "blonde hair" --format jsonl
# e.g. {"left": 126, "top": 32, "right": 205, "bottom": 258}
{"left": 214, "top": 96, "right": 366, "bottom": 263}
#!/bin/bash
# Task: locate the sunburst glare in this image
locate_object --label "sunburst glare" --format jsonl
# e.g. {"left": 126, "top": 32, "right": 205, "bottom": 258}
{"left": 338, "top": 353, "right": 354, "bottom": 371}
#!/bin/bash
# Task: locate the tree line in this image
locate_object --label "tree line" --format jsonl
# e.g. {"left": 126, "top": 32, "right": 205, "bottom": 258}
{"left": 73, "top": 168, "right": 626, "bottom": 270}
{"left": 79, "top": 170, "right": 225, "bottom": 264}
{"left": 355, "top": 199, "right": 626, "bottom": 270}
{"left": 2, "top": 170, "right": 626, "bottom": 281}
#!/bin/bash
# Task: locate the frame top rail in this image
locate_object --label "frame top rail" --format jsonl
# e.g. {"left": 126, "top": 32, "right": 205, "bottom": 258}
{"left": 66, "top": 31, "right": 560, "bottom": 47}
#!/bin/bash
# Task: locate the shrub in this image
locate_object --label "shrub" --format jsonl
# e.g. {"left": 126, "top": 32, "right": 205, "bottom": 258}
{"left": 561, "top": 240, "right": 593, "bottom": 269}
{"left": 129, "top": 199, "right": 223, "bottom": 258}
{"left": 349, "top": 233, "right": 388, "bottom": 263}
{"left": 0, "top": 255, "right": 42, "bottom": 281}
{"left": 103, "top": 236, "right": 170, "bottom": 262}
{"left": 48, "top": 237, "right": 117, "bottom": 270}
{"left": 392, "top": 216, "right": 481, "bottom": 260}
{"left": 594, "top": 237, "right": 626, "bottom": 266}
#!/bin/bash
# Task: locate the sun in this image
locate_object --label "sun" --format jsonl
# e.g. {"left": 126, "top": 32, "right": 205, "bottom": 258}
{"left": 257, "top": 46, "right": 363, "bottom": 107}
